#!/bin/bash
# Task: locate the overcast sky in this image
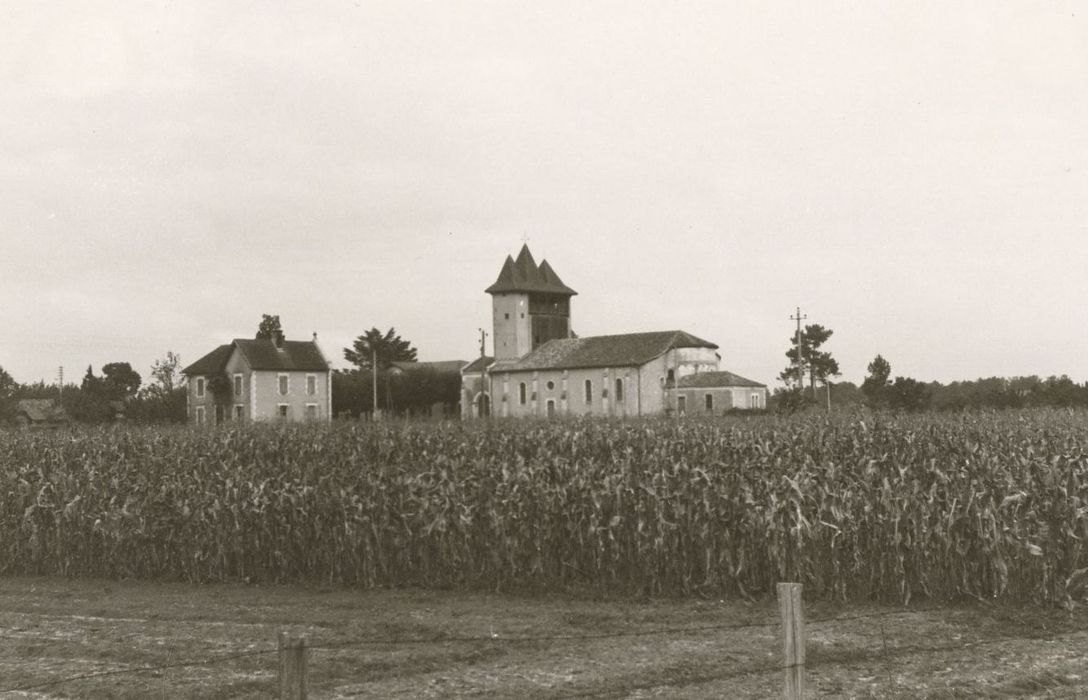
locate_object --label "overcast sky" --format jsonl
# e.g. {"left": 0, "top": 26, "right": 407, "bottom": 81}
{"left": 2, "top": 2, "right": 1085, "bottom": 388}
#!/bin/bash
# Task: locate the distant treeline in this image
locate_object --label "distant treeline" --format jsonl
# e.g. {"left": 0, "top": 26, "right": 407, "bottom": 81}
{"left": 776, "top": 374, "right": 1088, "bottom": 412}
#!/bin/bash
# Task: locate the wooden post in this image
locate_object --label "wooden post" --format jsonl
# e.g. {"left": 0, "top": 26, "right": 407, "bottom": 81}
{"left": 279, "top": 632, "right": 308, "bottom": 699}
{"left": 777, "top": 582, "right": 805, "bottom": 700}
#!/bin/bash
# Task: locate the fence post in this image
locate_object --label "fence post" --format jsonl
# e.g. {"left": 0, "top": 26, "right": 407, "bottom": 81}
{"left": 777, "top": 582, "right": 805, "bottom": 700}
{"left": 278, "top": 632, "right": 308, "bottom": 699}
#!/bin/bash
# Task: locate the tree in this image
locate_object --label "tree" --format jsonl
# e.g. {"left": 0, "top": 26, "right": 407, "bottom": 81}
{"left": 343, "top": 328, "right": 418, "bottom": 415}
{"left": 130, "top": 352, "right": 187, "bottom": 424}
{"left": 780, "top": 323, "right": 840, "bottom": 399}
{"left": 0, "top": 365, "right": 15, "bottom": 421}
{"left": 861, "top": 354, "right": 892, "bottom": 407}
{"left": 148, "top": 351, "right": 184, "bottom": 394}
{"left": 102, "top": 362, "right": 142, "bottom": 397}
{"left": 887, "top": 376, "right": 929, "bottom": 411}
{"left": 343, "top": 328, "right": 418, "bottom": 371}
{"left": 256, "top": 314, "right": 282, "bottom": 340}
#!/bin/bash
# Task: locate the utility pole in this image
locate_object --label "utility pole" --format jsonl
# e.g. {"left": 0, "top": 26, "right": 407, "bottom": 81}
{"left": 790, "top": 307, "right": 806, "bottom": 392}
{"left": 478, "top": 328, "right": 489, "bottom": 418}
{"left": 371, "top": 346, "right": 379, "bottom": 422}
{"left": 57, "top": 366, "right": 64, "bottom": 403}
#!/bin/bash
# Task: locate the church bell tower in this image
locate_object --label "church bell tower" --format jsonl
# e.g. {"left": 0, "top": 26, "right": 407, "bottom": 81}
{"left": 485, "top": 245, "right": 576, "bottom": 362}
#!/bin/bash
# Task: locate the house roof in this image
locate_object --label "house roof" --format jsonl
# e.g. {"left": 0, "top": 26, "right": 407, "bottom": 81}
{"left": 462, "top": 356, "right": 494, "bottom": 374}
{"left": 502, "top": 330, "right": 718, "bottom": 371}
{"left": 390, "top": 360, "right": 468, "bottom": 373}
{"left": 182, "top": 344, "right": 234, "bottom": 376}
{"left": 183, "top": 339, "right": 330, "bottom": 375}
{"left": 16, "top": 399, "right": 68, "bottom": 422}
{"left": 676, "top": 370, "right": 766, "bottom": 389}
{"left": 484, "top": 245, "right": 577, "bottom": 296}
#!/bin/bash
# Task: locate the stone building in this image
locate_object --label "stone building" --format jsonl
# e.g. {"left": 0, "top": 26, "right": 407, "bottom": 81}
{"left": 183, "top": 330, "right": 332, "bottom": 425}
{"left": 461, "top": 245, "right": 766, "bottom": 418}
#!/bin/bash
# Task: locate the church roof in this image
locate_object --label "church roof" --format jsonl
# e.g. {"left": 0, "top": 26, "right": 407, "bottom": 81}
{"left": 484, "top": 245, "right": 577, "bottom": 296}
{"left": 462, "top": 356, "right": 494, "bottom": 373}
{"left": 502, "top": 330, "right": 717, "bottom": 371}
{"left": 676, "top": 370, "right": 766, "bottom": 389}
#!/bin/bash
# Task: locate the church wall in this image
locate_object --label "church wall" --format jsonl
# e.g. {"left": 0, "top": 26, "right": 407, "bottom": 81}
{"left": 494, "top": 366, "right": 646, "bottom": 417}
{"left": 492, "top": 293, "right": 531, "bottom": 361}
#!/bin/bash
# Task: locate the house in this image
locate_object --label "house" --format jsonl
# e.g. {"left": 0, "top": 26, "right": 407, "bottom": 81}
{"left": 461, "top": 245, "right": 766, "bottom": 418}
{"left": 13, "top": 399, "right": 70, "bottom": 429}
{"left": 182, "top": 330, "right": 332, "bottom": 425}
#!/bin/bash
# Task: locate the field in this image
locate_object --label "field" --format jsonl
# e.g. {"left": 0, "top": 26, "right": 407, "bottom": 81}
{"left": 3, "top": 409, "right": 1088, "bottom": 696}
{"left": 2, "top": 576, "right": 1088, "bottom": 698}
{"left": 3, "top": 410, "right": 1088, "bottom": 603}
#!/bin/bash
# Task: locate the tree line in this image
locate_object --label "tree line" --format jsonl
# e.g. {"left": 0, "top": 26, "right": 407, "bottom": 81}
{"left": 0, "top": 353, "right": 187, "bottom": 425}
{"left": 771, "top": 323, "right": 1088, "bottom": 412}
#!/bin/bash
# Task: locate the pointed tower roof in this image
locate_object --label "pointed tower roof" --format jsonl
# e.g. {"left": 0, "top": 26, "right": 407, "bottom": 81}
{"left": 484, "top": 244, "right": 577, "bottom": 295}
{"left": 538, "top": 259, "right": 576, "bottom": 295}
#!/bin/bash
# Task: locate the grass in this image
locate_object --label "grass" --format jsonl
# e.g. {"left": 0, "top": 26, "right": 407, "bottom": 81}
{"left": 2, "top": 577, "right": 1088, "bottom": 698}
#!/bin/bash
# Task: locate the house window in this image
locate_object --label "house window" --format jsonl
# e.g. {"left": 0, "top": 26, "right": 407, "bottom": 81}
{"left": 750, "top": 393, "right": 761, "bottom": 409}
{"left": 677, "top": 395, "right": 686, "bottom": 415}
{"left": 306, "top": 374, "right": 316, "bottom": 396}
{"left": 195, "top": 377, "right": 205, "bottom": 398}
{"left": 306, "top": 404, "right": 318, "bottom": 421}
{"left": 233, "top": 374, "right": 243, "bottom": 396}
{"left": 234, "top": 404, "right": 244, "bottom": 421}
{"left": 519, "top": 382, "right": 527, "bottom": 405}
{"left": 195, "top": 406, "right": 205, "bottom": 425}
{"left": 278, "top": 404, "right": 289, "bottom": 420}
{"left": 504, "top": 313, "right": 510, "bottom": 320}
{"left": 278, "top": 374, "right": 289, "bottom": 396}
{"left": 705, "top": 393, "right": 714, "bottom": 412}
{"left": 615, "top": 378, "right": 624, "bottom": 402}
{"left": 584, "top": 379, "right": 592, "bottom": 404}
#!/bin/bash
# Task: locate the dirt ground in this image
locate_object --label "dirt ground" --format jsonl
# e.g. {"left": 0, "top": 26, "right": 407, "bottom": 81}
{"left": 1, "top": 577, "right": 1087, "bottom": 698}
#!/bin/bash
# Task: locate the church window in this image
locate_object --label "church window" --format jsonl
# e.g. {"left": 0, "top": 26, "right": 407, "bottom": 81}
{"left": 677, "top": 395, "right": 686, "bottom": 414}
{"left": 584, "top": 379, "right": 592, "bottom": 404}
{"left": 505, "top": 313, "right": 509, "bottom": 320}
{"left": 519, "top": 383, "right": 527, "bottom": 405}
{"left": 666, "top": 369, "right": 675, "bottom": 385}
{"left": 546, "top": 380, "right": 555, "bottom": 391}
{"left": 615, "top": 378, "right": 624, "bottom": 402}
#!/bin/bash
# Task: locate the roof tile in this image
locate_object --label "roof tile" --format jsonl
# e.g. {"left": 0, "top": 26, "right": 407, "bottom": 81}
{"left": 676, "top": 370, "right": 766, "bottom": 388}
{"left": 504, "top": 330, "right": 717, "bottom": 371}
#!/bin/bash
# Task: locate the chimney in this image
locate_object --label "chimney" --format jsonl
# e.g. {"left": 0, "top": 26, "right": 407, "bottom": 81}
{"left": 273, "top": 329, "right": 285, "bottom": 349}
{"left": 312, "top": 332, "right": 318, "bottom": 342}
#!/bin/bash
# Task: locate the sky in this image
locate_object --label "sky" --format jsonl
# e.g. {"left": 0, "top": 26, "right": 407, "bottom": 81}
{"left": 2, "top": 2, "right": 1085, "bottom": 389}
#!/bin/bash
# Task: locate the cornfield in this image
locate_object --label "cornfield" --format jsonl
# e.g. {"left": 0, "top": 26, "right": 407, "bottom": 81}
{"left": 2, "top": 410, "right": 1088, "bottom": 604}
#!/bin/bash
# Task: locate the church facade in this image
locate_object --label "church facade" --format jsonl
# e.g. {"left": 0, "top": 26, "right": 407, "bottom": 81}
{"left": 461, "top": 246, "right": 766, "bottom": 418}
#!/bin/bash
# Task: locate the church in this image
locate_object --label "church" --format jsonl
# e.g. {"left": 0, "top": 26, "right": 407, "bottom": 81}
{"left": 461, "top": 245, "right": 766, "bottom": 418}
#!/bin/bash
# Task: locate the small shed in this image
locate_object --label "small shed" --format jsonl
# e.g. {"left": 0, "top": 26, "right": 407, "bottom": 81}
{"left": 14, "top": 399, "right": 70, "bottom": 429}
